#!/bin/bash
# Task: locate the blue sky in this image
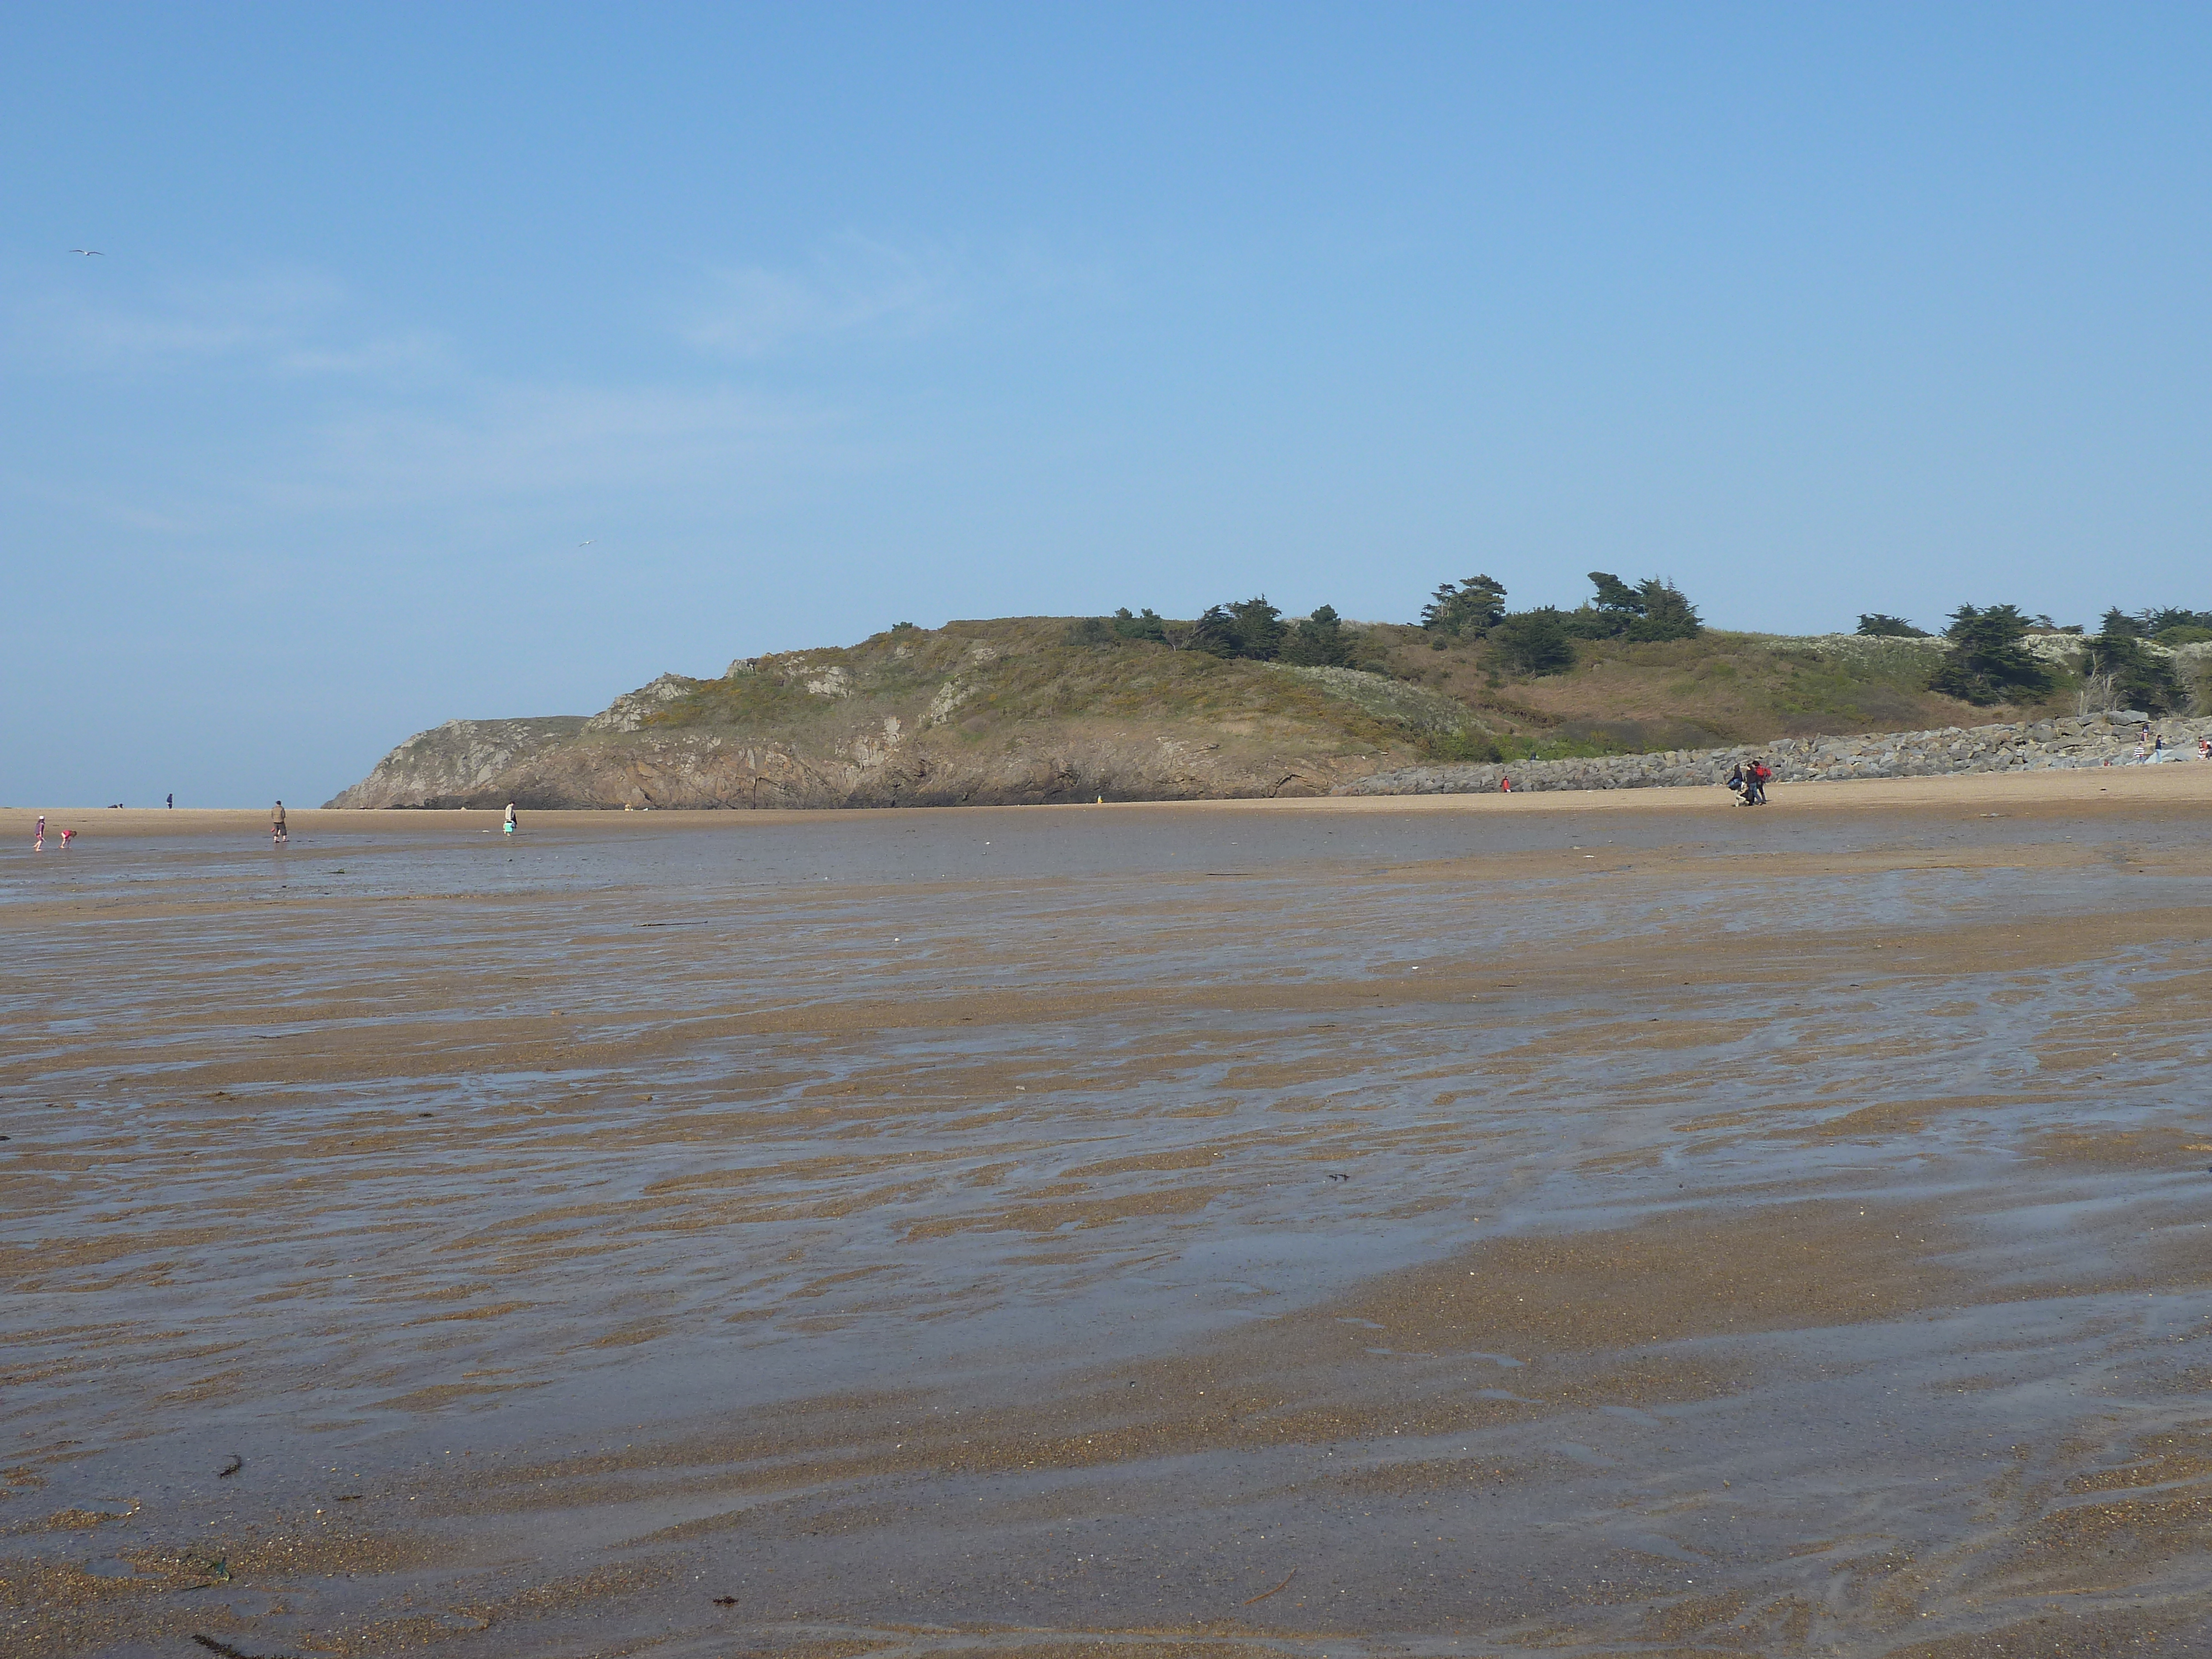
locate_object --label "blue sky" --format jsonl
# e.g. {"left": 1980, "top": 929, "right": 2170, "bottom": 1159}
{"left": 6, "top": 4, "right": 2208, "bottom": 804}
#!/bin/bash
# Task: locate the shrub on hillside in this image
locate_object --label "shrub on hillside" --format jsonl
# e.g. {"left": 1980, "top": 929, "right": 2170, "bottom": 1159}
{"left": 1489, "top": 609, "right": 1576, "bottom": 676}
{"left": 1192, "top": 597, "right": 1288, "bottom": 660}
{"left": 1110, "top": 607, "right": 1171, "bottom": 643}
{"left": 1277, "top": 604, "right": 1360, "bottom": 667}
{"left": 1856, "top": 613, "right": 1929, "bottom": 638}
{"left": 1421, "top": 728, "right": 1504, "bottom": 763}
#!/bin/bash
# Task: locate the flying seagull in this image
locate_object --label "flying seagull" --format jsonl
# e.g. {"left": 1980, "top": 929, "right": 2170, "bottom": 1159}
{"left": 578, "top": 540, "right": 594, "bottom": 546}
{"left": 70, "top": 248, "right": 104, "bottom": 257}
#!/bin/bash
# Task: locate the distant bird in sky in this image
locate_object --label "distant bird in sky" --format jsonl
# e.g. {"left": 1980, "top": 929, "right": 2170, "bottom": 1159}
{"left": 578, "top": 540, "right": 594, "bottom": 546}
{"left": 69, "top": 248, "right": 103, "bottom": 256}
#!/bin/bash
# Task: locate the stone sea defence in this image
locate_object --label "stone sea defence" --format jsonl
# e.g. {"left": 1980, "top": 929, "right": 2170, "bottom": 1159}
{"left": 1337, "top": 711, "right": 2212, "bottom": 797}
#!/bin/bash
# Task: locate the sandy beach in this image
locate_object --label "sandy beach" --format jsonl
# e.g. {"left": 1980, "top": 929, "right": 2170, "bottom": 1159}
{"left": 4, "top": 768, "right": 2209, "bottom": 1657}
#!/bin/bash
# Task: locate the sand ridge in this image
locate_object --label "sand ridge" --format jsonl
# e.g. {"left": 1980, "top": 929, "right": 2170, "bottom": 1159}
{"left": 4, "top": 781, "right": 2210, "bottom": 1655}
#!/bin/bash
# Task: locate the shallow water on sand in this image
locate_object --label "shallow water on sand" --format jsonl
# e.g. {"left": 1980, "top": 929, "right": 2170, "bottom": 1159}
{"left": 4, "top": 802, "right": 2210, "bottom": 1657}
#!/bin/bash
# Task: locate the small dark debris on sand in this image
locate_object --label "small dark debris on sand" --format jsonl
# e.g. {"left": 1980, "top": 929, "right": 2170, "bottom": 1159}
{"left": 191, "top": 1636, "right": 284, "bottom": 1659}
{"left": 216, "top": 1456, "right": 242, "bottom": 1479}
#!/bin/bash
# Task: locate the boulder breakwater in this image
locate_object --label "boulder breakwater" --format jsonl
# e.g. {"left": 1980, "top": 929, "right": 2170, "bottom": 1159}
{"left": 1337, "top": 709, "right": 2212, "bottom": 796}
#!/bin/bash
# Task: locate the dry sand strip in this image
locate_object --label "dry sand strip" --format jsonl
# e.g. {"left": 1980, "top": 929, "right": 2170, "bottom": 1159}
{"left": 3, "top": 785, "right": 2210, "bottom": 1658}
{"left": 6, "top": 754, "right": 2212, "bottom": 835}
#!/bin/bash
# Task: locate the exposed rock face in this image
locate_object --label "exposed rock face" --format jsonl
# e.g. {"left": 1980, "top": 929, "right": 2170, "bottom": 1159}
{"left": 581, "top": 675, "right": 696, "bottom": 734}
{"left": 456, "top": 727, "right": 1392, "bottom": 811}
{"left": 324, "top": 717, "right": 589, "bottom": 808}
{"left": 1339, "top": 711, "right": 2209, "bottom": 796}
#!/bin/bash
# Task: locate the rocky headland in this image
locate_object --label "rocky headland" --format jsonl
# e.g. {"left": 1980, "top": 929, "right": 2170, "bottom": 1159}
{"left": 328, "top": 617, "right": 2209, "bottom": 810}
{"left": 326, "top": 619, "right": 1482, "bottom": 809}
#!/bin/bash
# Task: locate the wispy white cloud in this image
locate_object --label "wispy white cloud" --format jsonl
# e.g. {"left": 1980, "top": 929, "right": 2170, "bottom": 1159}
{"left": 262, "top": 382, "right": 843, "bottom": 512}
{"left": 4, "top": 375, "right": 852, "bottom": 547}
{"left": 273, "top": 332, "right": 452, "bottom": 381}
{"left": 4, "top": 236, "right": 1112, "bottom": 540}
{"left": 684, "top": 235, "right": 962, "bottom": 358}
{"left": 4, "top": 266, "right": 451, "bottom": 383}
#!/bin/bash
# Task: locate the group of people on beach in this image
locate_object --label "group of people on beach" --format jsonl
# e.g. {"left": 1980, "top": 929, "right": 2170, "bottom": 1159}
{"left": 2128, "top": 727, "right": 2212, "bottom": 763}
{"left": 1726, "top": 759, "right": 1773, "bottom": 805}
{"left": 30, "top": 797, "right": 546, "bottom": 854}
{"left": 266, "top": 799, "right": 518, "bottom": 845}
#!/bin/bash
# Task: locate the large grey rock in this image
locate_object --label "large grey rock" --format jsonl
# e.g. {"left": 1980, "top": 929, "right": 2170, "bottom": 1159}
{"left": 325, "top": 717, "right": 589, "bottom": 808}
{"left": 583, "top": 674, "right": 700, "bottom": 734}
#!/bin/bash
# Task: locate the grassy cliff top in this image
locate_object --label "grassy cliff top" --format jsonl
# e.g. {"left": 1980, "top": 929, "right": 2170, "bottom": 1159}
{"left": 578, "top": 612, "right": 2130, "bottom": 769}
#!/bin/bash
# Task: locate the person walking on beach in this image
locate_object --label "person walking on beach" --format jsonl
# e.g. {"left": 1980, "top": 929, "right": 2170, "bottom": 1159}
{"left": 1747, "top": 760, "right": 1770, "bottom": 806}
{"left": 34, "top": 814, "right": 45, "bottom": 851}
{"left": 166, "top": 793, "right": 173, "bottom": 810}
{"left": 1726, "top": 763, "right": 1746, "bottom": 802}
{"left": 272, "top": 801, "right": 287, "bottom": 846}
{"left": 503, "top": 801, "right": 517, "bottom": 836}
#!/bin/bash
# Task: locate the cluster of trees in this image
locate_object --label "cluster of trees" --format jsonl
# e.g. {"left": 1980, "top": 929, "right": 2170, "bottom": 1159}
{"left": 1076, "top": 570, "right": 1704, "bottom": 680}
{"left": 1871, "top": 602, "right": 2195, "bottom": 712}
{"left": 1923, "top": 605, "right": 2057, "bottom": 705}
{"left": 2085, "top": 628, "right": 2187, "bottom": 713}
{"left": 2101, "top": 607, "right": 2212, "bottom": 645}
{"left": 1188, "top": 597, "right": 1365, "bottom": 666}
{"left": 1077, "top": 577, "right": 2203, "bottom": 712}
{"left": 1082, "top": 597, "right": 1366, "bottom": 666}
{"left": 1063, "top": 571, "right": 2209, "bottom": 719}
{"left": 1421, "top": 571, "right": 1703, "bottom": 674}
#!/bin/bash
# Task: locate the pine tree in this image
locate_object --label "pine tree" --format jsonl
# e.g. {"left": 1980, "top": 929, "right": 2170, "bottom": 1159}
{"left": 1626, "top": 577, "right": 1702, "bottom": 641}
{"left": 1279, "top": 604, "right": 1357, "bottom": 666}
{"left": 1927, "top": 604, "right": 2054, "bottom": 705}
{"left": 1419, "top": 575, "right": 1509, "bottom": 638}
{"left": 2086, "top": 624, "right": 2182, "bottom": 713}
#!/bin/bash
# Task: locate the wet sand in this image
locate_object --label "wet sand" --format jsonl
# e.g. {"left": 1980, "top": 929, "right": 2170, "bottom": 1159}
{"left": 4, "top": 772, "right": 2210, "bottom": 1657}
